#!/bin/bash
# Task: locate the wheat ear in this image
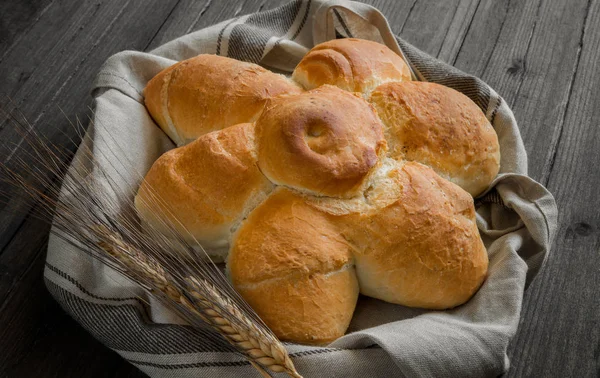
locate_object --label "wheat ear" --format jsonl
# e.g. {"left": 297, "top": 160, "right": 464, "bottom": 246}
{"left": 96, "top": 226, "right": 301, "bottom": 378}
{"left": 0, "top": 105, "right": 302, "bottom": 377}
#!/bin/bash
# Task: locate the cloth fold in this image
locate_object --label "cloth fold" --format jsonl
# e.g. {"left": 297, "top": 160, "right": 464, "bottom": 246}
{"left": 45, "top": 1, "right": 558, "bottom": 376}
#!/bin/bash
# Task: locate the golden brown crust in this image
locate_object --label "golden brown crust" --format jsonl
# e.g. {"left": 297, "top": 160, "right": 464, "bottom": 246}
{"left": 369, "top": 81, "right": 500, "bottom": 196}
{"left": 335, "top": 161, "right": 488, "bottom": 309}
{"left": 229, "top": 188, "right": 355, "bottom": 283}
{"left": 144, "top": 55, "right": 303, "bottom": 145}
{"left": 292, "top": 38, "right": 412, "bottom": 93}
{"left": 255, "top": 85, "right": 387, "bottom": 197}
{"left": 228, "top": 188, "right": 358, "bottom": 344}
{"left": 141, "top": 44, "right": 495, "bottom": 344}
{"left": 135, "top": 123, "right": 273, "bottom": 250}
{"left": 235, "top": 267, "right": 359, "bottom": 345}
{"left": 144, "top": 63, "right": 181, "bottom": 139}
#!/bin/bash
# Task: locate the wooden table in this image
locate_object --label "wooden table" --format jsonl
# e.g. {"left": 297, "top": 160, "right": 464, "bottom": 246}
{"left": 1, "top": 0, "right": 598, "bottom": 377}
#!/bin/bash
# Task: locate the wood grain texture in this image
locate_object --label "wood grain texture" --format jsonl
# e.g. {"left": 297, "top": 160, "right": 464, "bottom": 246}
{"left": 507, "top": 0, "right": 600, "bottom": 376}
{"left": 362, "top": 0, "right": 483, "bottom": 61}
{"left": 0, "top": 0, "right": 180, "bottom": 376}
{"left": 451, "top": 0, "right": 592, "bottom": 183}
{"left": 0, "top": 0, "right": 182, "bottom": 250}
{"left": 441, "top": 0, "right": 600, "bottom": 376}
{"left": 0, "top": 0, "right": 598, "bottom": 377}
{"left": 0, "top": 0, "right": 54, "bottom": 67}
{"left": 145, "top": 0, "right": 292, "bottom": 51}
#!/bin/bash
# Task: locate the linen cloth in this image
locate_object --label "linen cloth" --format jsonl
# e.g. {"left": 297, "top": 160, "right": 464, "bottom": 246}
{"left": 44, "top": 0, "right": 558, "bottom": 377}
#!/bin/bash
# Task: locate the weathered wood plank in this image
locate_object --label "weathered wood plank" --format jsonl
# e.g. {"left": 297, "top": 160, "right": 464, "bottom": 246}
{"left": 145, "top": 0, "right": 294, "bottom": 52}
{"left": 359, "top": 0, "right": 419, "bottom": 37}
{"left": 189, "top": 0, "right": 286, "bottom": 32}
{"left": 0, "top": 211, "right": 48, "bottom": 306}
{"left": 507, "top": 0, "right": 600, "bottom": 376}
{"left": 361, "top": 0, "right": 483, "bottom": 64}
{"left": 442, "top": 0, "right": 599, "bottom": 376}
{"left": 0, "top": 0, "right": 180, "bottom": 376}
{"left": 436, "top": 0, "right": 482, "bottom": 63}
{"left": 441, "top": 0, "right": 599, "bottom": 376}
{"left": 0, "top": 0, "right": 180, "bottom": 253}
{"left": 0, "top": 0, "right": 108, "bottom": 99}
{"left": 453, "top": 0, "right": 591, "bottom": 182}
{"left": 0, "top": 0, "right": 54, "bottom": 68}
{"left": 385, "top": 0, "right": 475, "bottom": 58}
{"left": 450, "top": 0, "right": 516, "bottom": 77}
{"left": 144, "top": 0, "right": 212, "bottom": 52}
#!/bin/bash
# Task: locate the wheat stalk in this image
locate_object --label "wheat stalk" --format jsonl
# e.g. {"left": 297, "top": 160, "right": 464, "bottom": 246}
{"left": 96, "top": 225, "right": 300, "bottom": 377}
{"left": 0, "top": 103, "right": 302, "bottom": 378}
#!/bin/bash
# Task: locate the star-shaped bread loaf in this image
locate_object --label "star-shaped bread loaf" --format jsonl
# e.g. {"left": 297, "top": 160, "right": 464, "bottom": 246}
{"left": 135, "top": 38, "right": 499, "bottom": 345}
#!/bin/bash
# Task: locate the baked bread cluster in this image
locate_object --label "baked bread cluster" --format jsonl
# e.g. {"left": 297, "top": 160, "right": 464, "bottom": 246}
{"left": 136, "top": 38, "right": 500, "bottom": 345}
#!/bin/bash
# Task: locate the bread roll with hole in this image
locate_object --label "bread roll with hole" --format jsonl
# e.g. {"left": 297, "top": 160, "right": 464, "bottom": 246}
{"left": 292, "top": 38, "right": 412, "bottom": 93}
{"left": 144, "top": 54, "right": 302, "bottom": 146}
{"left": 227, "top": 188, "right": 359, "bottom": 345}
{"left": 310, "top": 160, "right": 489, "bottom": 309}
{"left": 255, "top": 85, "right": 387, "bottom": 198}
{"left": 369, "top": 81, "right": 500, "bottom": 196}
{"left": 135, "top": 123, "right": 273, "bottom": 260}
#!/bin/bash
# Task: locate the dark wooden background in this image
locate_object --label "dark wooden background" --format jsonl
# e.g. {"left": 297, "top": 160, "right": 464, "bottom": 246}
{"left": 1, "top": 0, "right": 598, "bottom": 377}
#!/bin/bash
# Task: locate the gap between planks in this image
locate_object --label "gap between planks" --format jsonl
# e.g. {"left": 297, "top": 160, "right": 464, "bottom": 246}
{"left": 540, "top": 0, "right": 595, "bottom": 186}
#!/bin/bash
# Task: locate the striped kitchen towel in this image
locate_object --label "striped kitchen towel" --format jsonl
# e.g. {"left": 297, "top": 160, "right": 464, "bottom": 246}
{"left": 45, "top": 0, "right": 558, "bottom": 377}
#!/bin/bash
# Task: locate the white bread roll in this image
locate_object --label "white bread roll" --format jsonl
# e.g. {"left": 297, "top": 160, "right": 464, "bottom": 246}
{"left": 144, "top": 54, "right": 302, "bottom": 146}
{"left": 292, "top": 38, "right": 412, "bottom": 94}
{"left": 227, "top": 188, "right": 359, "bottom": 345}
{"left": 309, "top": 159, "right": 489, "bottom": 309}
{"left": 134, "top": 123, "right": 273, "bottom": 260}
{"left": 255, "top": 85, "right": 387, "bottom": 198}
{"left": 369, "top": 81, "right": 500, "bottom": 196}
